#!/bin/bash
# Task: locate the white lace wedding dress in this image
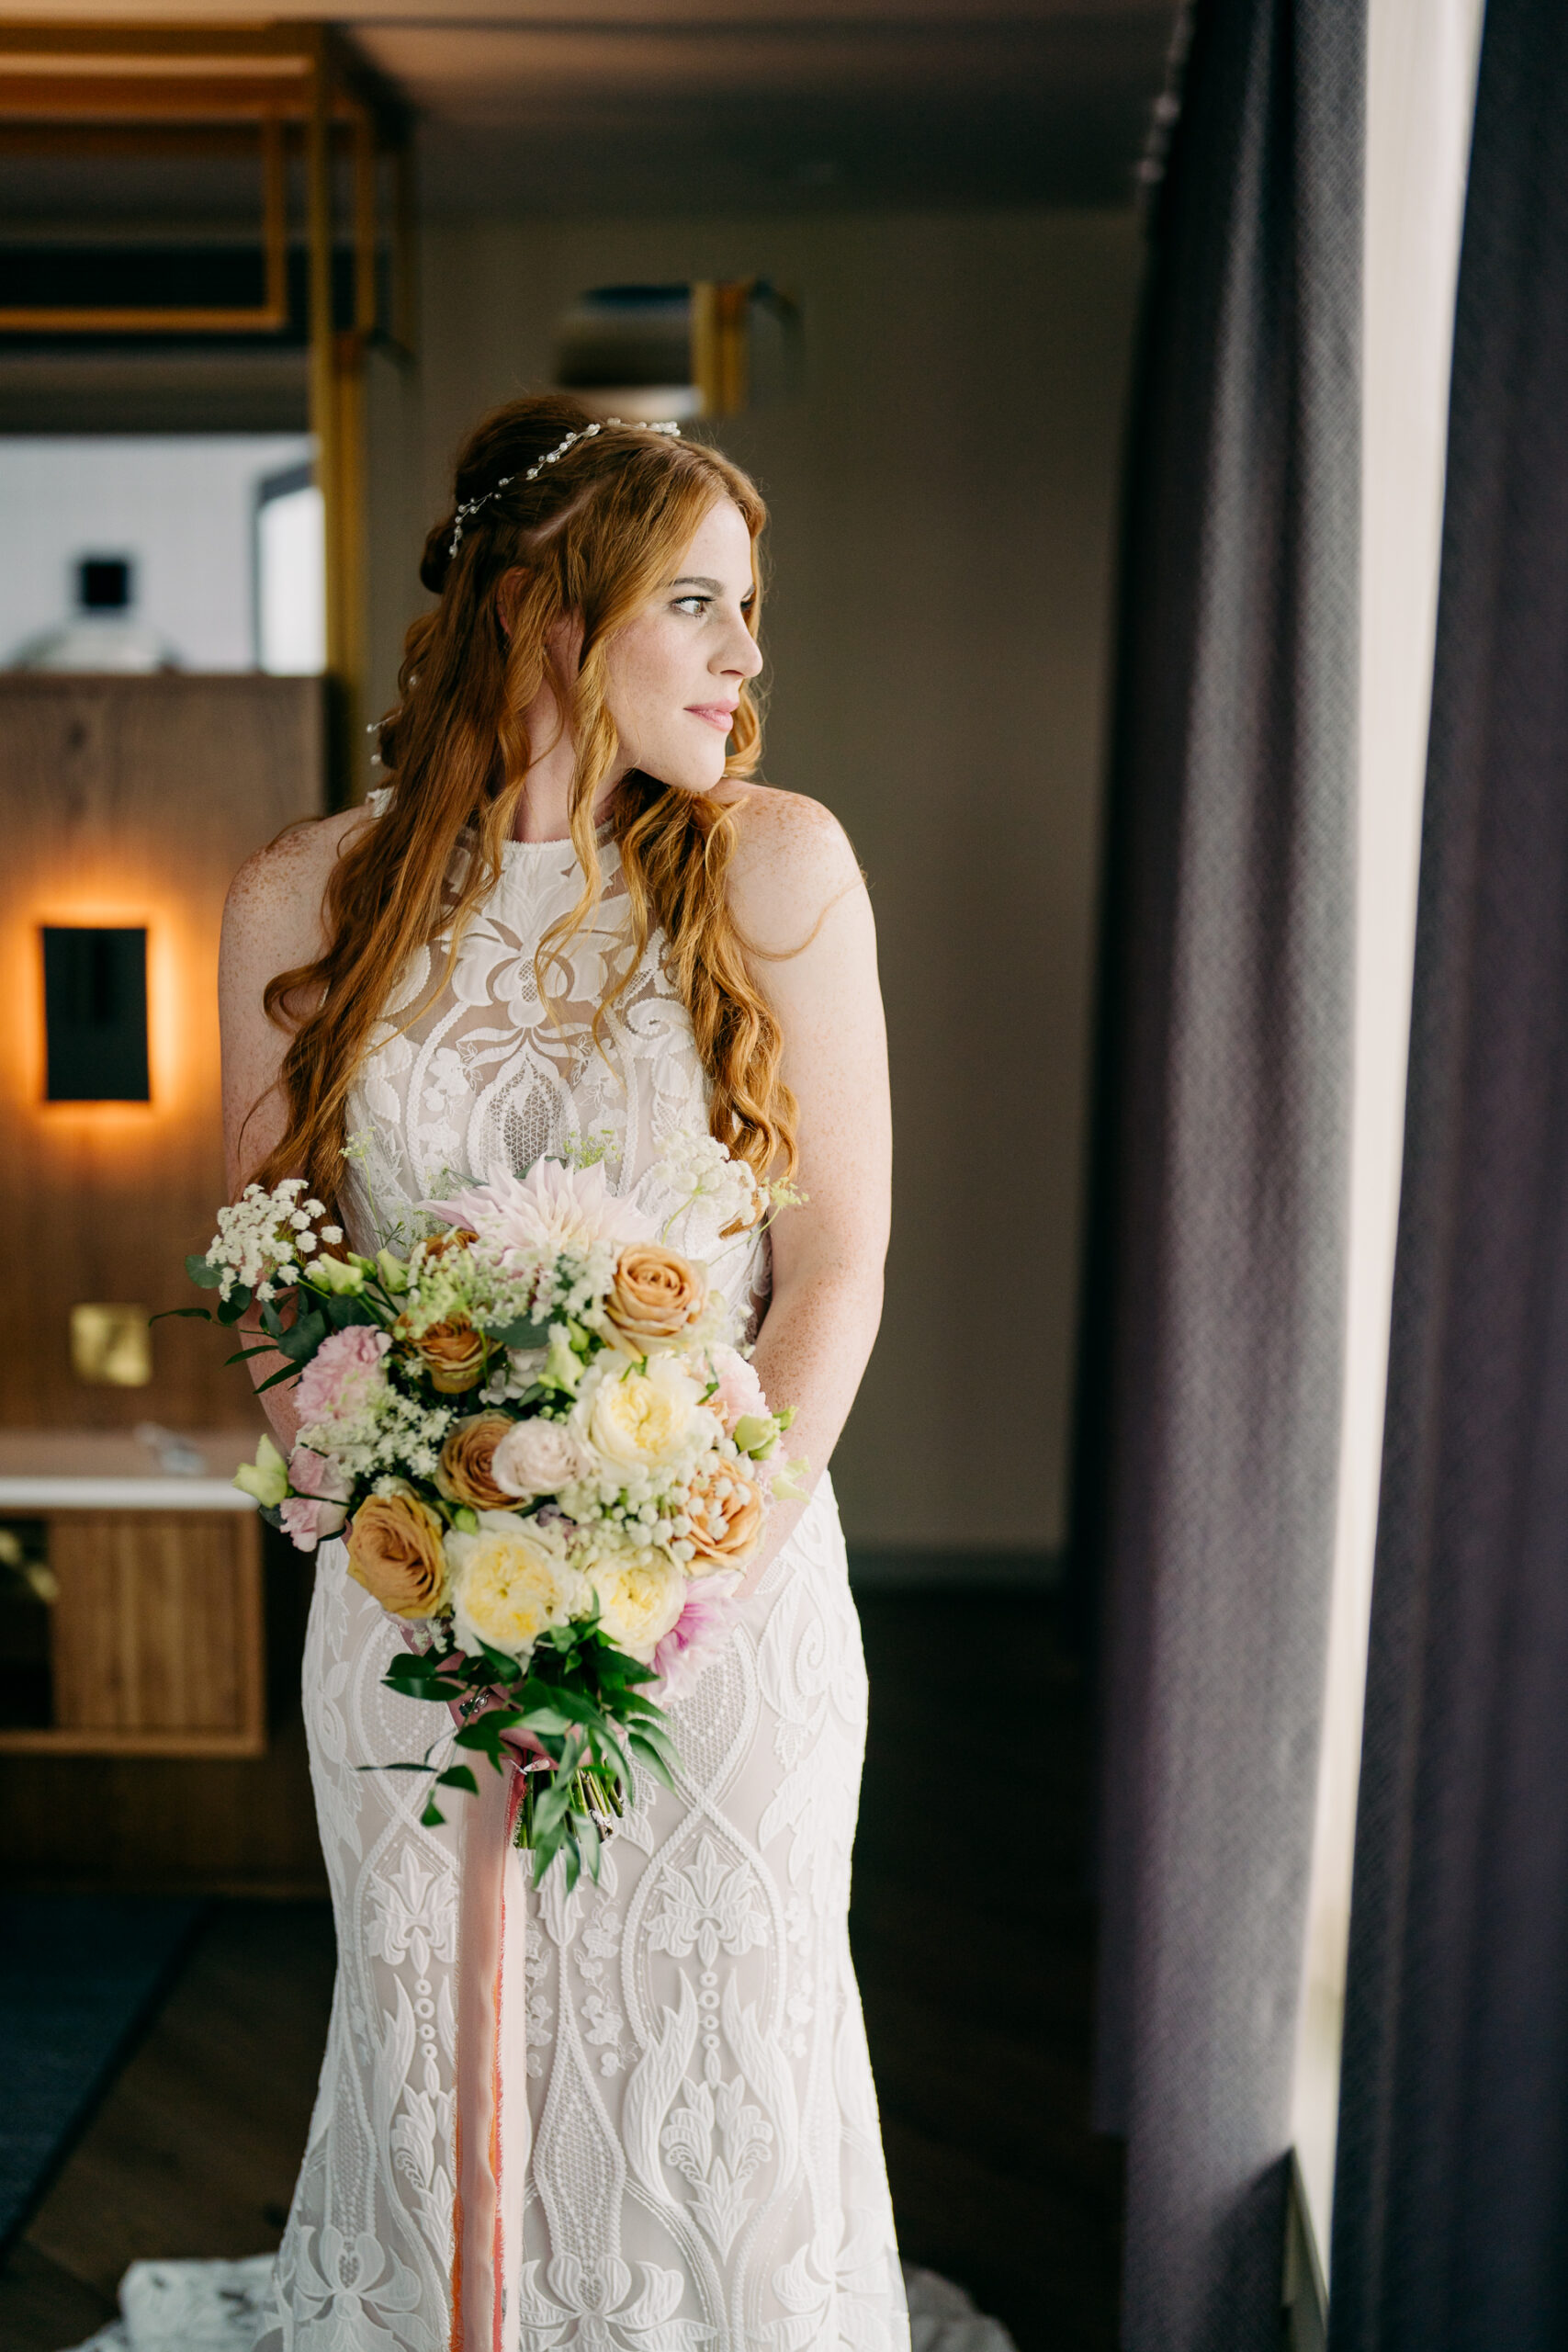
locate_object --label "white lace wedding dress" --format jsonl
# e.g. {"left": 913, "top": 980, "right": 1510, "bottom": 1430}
{"left": 277, "top": 809, "right": 909, "bottom": 2352}
{"left": 65, "top": 808, "right": 1016, "bottom": 2352}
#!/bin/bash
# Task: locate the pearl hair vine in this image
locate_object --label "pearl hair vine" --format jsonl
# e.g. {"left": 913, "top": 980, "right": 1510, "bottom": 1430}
{"left": 447, "top": 417, "right": 683, "bottom": 556}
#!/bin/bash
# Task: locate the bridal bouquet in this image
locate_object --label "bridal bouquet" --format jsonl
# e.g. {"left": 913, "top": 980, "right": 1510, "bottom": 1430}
{"left": 175, "top": 1134, "right": 800, "bottom": 1886}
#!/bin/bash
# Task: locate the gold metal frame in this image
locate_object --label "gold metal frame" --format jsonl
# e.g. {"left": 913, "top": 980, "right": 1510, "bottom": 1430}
{"left": 0, "top": 111, "right": 288, "bottom": 334}
{"left": 0, "top": 19, "right": 415, "bottom": 797}
{"left": 691, "top": 278, "right": 755, "bottom": 418}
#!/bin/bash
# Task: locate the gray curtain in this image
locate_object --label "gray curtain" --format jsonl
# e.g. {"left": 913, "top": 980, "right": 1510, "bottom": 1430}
{"left": 1328, "top": 2, "right": 1568, "bottom": 2344}
{"left": 1069, "top": 0, "right": 1362, "bottom": 2341}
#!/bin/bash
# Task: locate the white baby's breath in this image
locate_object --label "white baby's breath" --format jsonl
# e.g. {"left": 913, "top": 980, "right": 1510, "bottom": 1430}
{"left": 205, "top": 1177, "right": 327, "bottom": 1303}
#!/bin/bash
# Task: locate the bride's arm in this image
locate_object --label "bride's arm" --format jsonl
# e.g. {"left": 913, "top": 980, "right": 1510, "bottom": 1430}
{"left": 218, "top": 811, "right": 362, "bottom": 1450}
{"left": 720, "top": 787, "right": 892, "bottom": 1597}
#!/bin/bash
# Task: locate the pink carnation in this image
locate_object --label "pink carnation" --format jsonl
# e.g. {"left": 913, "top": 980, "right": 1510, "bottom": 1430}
{"left": 295, "top": 1324, "right": 391, "bottom": 1429}
{"left": 652, "top": 1572, "right": 743, "bottom": 1701}
{"left": 279, "top": 1495, "right": 348, "bottom": 1553}
{"left": 288, "top": 1444, "right": 354, "bottom": 1503}
{"left": 706, "top": 1344, "right": 766, "bottom": 1434}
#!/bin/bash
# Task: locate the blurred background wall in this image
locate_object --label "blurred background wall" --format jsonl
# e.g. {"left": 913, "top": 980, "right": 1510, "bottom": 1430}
{"left": 367, "top": 207, "right": 1145, "bottom": 1557}
{"left": 0, "top": 209, "right": 1143, "bottom": 1556}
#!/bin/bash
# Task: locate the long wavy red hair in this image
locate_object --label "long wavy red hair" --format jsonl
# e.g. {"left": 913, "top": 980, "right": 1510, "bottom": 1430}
{"left": 248, "top": 395, "right": 796, "bottom": 1211}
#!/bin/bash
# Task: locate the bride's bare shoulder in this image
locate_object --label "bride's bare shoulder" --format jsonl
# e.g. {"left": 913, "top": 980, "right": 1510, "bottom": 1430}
{"left": 714, "top": 782, "right": 865, "bottom": 951}
{"left": 223, "top": 804, "right": 374, "bottom": 967}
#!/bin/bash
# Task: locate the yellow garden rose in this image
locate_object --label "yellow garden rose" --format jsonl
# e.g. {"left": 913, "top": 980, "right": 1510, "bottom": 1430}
{"left": 572, "top": 1355, "right": 705, "bottom": 1480}
{"left": 445, "top": 1512, "right": 586, "bottom": 1661}
{"left": 581, "top": 1539, "right": 688, "bottom": 1661}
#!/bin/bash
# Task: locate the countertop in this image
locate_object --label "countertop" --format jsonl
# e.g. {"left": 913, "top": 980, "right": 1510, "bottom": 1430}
{"left": 0, "top": 1427, "right": 264, "bottom": 1510}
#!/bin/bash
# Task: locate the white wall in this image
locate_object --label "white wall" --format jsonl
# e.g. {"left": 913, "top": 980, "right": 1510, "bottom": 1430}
{"left": 367, "top": 208, "right": 1145, "bottom": 1551}
{"left": 0, "top": 434, "right": 311, "bottom": 671}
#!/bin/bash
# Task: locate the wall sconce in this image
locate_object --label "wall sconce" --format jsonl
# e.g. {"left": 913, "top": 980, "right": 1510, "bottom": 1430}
{"left": 70, "top": 1303, "right": 152, "bottom": 1387}
{"left": 42, "top": 926, "right": 150, "bottom": 1102}
{"left": 552, "top": 280, "right": 797, "bottom": 422}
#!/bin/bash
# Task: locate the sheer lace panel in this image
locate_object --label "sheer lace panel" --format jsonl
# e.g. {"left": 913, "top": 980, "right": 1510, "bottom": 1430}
{"left": 340, "top": 806, "right": 769, "bottom": 1335}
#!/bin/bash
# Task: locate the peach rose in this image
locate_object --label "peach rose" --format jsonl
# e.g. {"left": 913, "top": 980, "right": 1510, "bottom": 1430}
{"left": 406, "top": 1317, "right": 487, "bottom": 1393}
{"left": 682, "top": 1462, "right": 765, "bottom": 1571}
{"left": 420, "top": 1226, "right": 479, "bottom": 1261}
{"left": 345, "top": 1493, "right": 449, "bottom": 1619}
{"left": 604, "top": 1242, "right": 707, "bottom": 1355}
{"left": 434, "top": 1413, "right": 520, "bottom": 1510}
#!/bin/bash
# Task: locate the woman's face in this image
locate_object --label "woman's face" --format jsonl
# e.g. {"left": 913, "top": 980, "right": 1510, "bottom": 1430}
{"left": 602, "top": 497, "right": 762, "bottom": 793}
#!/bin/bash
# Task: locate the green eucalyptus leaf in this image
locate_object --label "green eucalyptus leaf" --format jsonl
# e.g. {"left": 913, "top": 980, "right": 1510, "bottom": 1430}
{"left": 627, "top": 1730, "right": 677, "bottom": 1790}
{"left": 476, "top": 1640, "right": 523, "bottom": 1683}
{"left": 485, "top": 1316, "right": 552, "bottom": 1351}
{"left": 516, "top": 1705, "right": 575, "bottom": 1736}
{"left": 453, "top": 1718, "right": 508, "bottom": 1761}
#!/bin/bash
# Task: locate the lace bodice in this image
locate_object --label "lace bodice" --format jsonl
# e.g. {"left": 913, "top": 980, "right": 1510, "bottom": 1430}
{"left": 341, "top": 796, "right": 769, "bottom": 1332}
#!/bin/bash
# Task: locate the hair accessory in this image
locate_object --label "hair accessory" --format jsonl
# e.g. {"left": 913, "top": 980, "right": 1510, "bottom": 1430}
{"left": 447, "top": 417, "right": 683, "bottom": 556}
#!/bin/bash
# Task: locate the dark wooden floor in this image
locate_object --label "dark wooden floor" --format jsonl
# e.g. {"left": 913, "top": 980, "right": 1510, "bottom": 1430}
{"left": 1, "top": 1903, "right": 337, "bottom": 2352}
{"left": 852, "top": 1592, "right": 1123, "bottom": 2352}
{"left": 0, "top": 1592, "right": 1122, "bottom": 2352}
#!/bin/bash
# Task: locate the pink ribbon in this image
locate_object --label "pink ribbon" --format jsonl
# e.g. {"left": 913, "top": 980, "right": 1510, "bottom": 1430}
{"left": 389, "top": 1623, "right": 534, "bottom": 2346}
{"left": 451, "top": 1755, "right": 528, "bottom": 2351}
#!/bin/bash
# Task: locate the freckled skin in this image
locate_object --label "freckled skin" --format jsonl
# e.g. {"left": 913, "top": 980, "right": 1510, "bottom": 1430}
{"left": 218, "top": 500, "right": 891, "bottom": 1592}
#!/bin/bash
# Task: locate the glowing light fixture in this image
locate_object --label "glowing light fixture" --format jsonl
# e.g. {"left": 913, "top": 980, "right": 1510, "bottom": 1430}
{"left": 41, "top": 925, "right": 149, "bottom": 1101}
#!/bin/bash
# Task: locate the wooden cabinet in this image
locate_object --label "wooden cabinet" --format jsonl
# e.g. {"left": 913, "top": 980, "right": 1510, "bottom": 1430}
{"left": 0, "top": 1509, "right": 265, "bottom": 1758}
{"left": 0, "top": 1453, "right": 325, "bottom": 1894}
{"left": 0, "top": 1436, "right": 270, "bottom": 1757}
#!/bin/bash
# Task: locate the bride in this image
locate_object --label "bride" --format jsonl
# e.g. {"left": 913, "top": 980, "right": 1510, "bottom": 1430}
{"left": 219, "top": 396, "right": 908, "bottom": 2350}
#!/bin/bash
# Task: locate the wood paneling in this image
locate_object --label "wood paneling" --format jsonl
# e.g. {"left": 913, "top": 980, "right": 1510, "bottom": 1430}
{"left": 0, "top": 674, "right": 322, "bottom": 1429}
{"left": 6, "top": 1510, "right": 265, "bottom": 1756}
{"left": 0, "top": 1523, "right": 326, "bottom": 1895}
{"left": 0, "top": 1717, "right": 327, "bottom": 1898}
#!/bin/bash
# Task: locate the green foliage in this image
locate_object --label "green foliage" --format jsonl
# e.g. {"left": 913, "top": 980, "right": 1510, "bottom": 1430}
{"left": 483, "top": 1315, "right": 553, "bottom": 1351}
{"left": 375, "top": 1612, "right": 677, "bottom": 1886}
